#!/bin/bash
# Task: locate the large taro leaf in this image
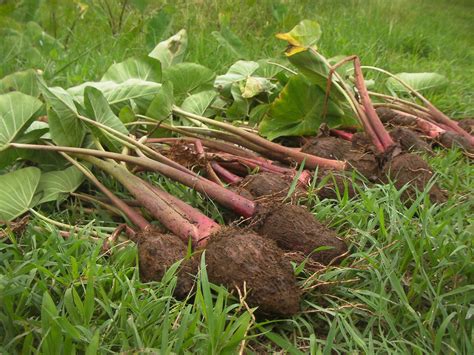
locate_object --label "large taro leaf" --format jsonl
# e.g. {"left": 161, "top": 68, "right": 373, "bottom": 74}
{"left": 0, "top": 167, "right": 41, "bottom": 221}
{"left": 162, "top": 63, "right": 215, "bottom": 101}
{"left": 0, "top": 69, "right": 40, "bottom": 97}
{"left": 180, "top": 90, "right": 217, "bottom": 116}
{"left": 276, "top": 19, "right": 321, "bottom": 47}
{"left": 146, "top": 81, "right": 174, "bottom": 121}
{"left": 67, "top": 79, "right": 161, "bottom": 113}
{"left": 39, "top": 80, "right": 85, "bottom": 147}
{"left": 35, "top": 165, "right": 84, "bottom": 205}
{"left": 84, "top": 86, "right": 129, "bottom": 151}
{"left": 211, "top": 26, "right": 248, "bottom": 59}
{"left": 240, "top": 76, "right": 276, "bottom": 99}
{"left": 148, "top": 29, "right": 187, "bottom": 69}
{"left": 214, "top": 60, "right": 259, "bottom": 95}
{"left": 0, "top": 92, "right": 42, "bottom": 151}
{"left": 386, "top": 72, "right": 448, "bottom": 94}
{"left": 101, "top": 56, "right": 162, "bottom": 83}
{"left": 259, "top": 75, "right": 354, "bottom": 140}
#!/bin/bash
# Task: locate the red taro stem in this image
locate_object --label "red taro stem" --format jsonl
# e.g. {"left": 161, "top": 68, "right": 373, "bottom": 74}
{"left": 10, "top": 144, "right": 257, "bottom": 218}
{"left": 210, "top": 161, "right": 243, "bottom": 184}
{"left": 82, "top": 156, "right": 204, "bottom": 244}
{"left": 352, "top": 57, "right": 395, "bottom": 151}
{"left": 330, "top": 129, "right": 354, "bottom": 141}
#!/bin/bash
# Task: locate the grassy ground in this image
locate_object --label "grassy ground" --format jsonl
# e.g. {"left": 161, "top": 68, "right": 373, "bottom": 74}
{"left": 1, "top": 0, "right": 473, "bottom": 353}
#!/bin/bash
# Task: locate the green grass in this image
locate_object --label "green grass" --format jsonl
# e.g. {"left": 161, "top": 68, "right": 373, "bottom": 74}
{"left": 1, "top": 0, "right": 473, "bottom": 353}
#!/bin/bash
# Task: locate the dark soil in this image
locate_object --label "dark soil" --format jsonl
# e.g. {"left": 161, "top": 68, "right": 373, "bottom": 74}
{"left": 389, "top": 127, "right": 432, "bottom": 154}
{"left": 204, "top": 230, "right": 301, "bottom": 317}
{"left": 382, "top": 153, "right": 446, "bottom": 204}
{"left": 458, "top": 118, "right": 474, "bottom": 134}
{"left": 437, "top": 131, "right": 474, "bottom": 153}
{"left": 351, "top": 132, "right": 375, "bottom": 151}
{"left": 137, "top": 231, "right": 196, "bottom": 299}
{"left": 237, "top": 172, "right": 298, "bottom": 199}
{"left": 316, "top": 171, "right": 357, "bottom": 200}
{"left": 301, "top": 136, "right": 352, "bottom": 160}
{"left": 256, "top": 204, "right": 348, "bottom": 265}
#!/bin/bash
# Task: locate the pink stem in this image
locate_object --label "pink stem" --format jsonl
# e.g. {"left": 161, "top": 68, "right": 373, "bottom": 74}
{"left": 353, "top": 57, "right": 395, "bottom": 151}
{"left": 210, "top": 161, "right": 243, "bottom": 184}
{"left": 146, "top": 184, "right": 220, "bottom": 247}
{"left": 392, "top": 109, "right": 445, "bottom": 138}
{"left": 330, "top": 129, "right": 354, "bottom": 141}
{"left": 426, "top": 104, "right": 474, "bottom": 146}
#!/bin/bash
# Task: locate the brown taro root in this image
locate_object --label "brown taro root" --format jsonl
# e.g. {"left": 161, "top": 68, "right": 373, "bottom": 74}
{"left": 345, "top": 150, "right": 380, "bottom": 181}
{"left": 204, "top": 230, "right": 300, "bottom": 317}
{"left": 237, "top": 172, "right": 298, "bottom": 199}
{"left": 382, "top": 153, "right": 446, "bottom": 204}
{"left": 389, "top": 127, "right": 432, "bottom": 154}
{"left": 458, "top": 118, "right": 474, "bottom": 134}
{"left": 256, "top": 204, "right": 347, "bottom": 265}
{"left": 301, "top": 136, "right": 352, "bottom": 160}
{"left": 137, "top": 231, "right": 196, "bottom": 299}
{"left": 437, "top": 131, "right": 474, "bottom": 153}
{"left": 376, "top": 107, "right": 417, "bottom": 127}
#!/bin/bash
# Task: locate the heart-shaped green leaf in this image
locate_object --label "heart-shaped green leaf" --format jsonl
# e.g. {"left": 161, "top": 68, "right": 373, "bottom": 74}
{"left": 0, "top": 91, "right": 42, "bottom": 151}
{"left": 101, "top": 56, "right": 162, "bottom": 83}
{"left": 39, "top": 80, "right": 85, "bottom": 147}
{"left": 180, "top": 90, "right": 217, "bottom": 116}
{"left": 386, "top": 72, "right": 448, "bottom": 93}
{"left": 68, "top": 79, "right": 162, "bottom": 113}
{"left": 35, "top": 166, "right": 85, "bottom": 205}
{"left": 276, "top": 20, "right": 321, "bottom": 47}
{"left": 84, "top": 86, "right": 129, "bottom": 151}
{"left": 259, "top": 75, "right": 354, "bottom": 140}
{"left": 0, "top": 167, "right": 41, "bottom": 221}
{"left": 146, "top": 81, "right": 174, "bottom": 121}
{"left": 163, "top": 63, "right": 215, "bottom": 100}
{"left": 0, "top": 69, "right": 40, "bottom": 97}
{"left": 211, "top": 26, "right": 248, "bottom": 59}
{"left": 148, "top": 29, "right": 187, "bottom": 69}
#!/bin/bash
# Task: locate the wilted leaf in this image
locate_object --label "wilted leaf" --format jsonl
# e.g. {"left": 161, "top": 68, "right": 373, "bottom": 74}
{"left": 0, "top": 92, "right": 42, "bottom": 151}
{"left": 276, "top": 19, "right": 321, "bottom": 47}
{"left": 386, "top": 72, "right": 448, "bottom": 93}
{"left": 259, "top": 75, "right": 353, "bottom": 140}
{"left": 101, "top": 56, "right": 162, "bottom": 83}
{"left": 0, "top": 167, "right": 41, "bottom": 221}
{"left": 148, "top": 29, "right": 187, "bottom": 69}
{"left": 214, "top": 60, "right": 259, "bottom": 95}
{"left": 240, "top": 76, "right": 276, "bottom": 98}
{"left": 146, "top": 81, "right": 174, "bottom": 121}
{"left": 84, "top": 86, "right": 129, "bottom": 151}
{"left": 35, "top": 166, "right": 84, "bottom": 205}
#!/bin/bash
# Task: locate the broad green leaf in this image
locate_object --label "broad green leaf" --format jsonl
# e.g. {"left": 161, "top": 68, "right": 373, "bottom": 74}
{"left": 0, "top": 69, "right": 40, "bottom": 96}
{"left": 240, "top": 76, "right": 276, "bottom": 98}
{"left": 163, "top": 63, "right": 215, "bottom": 100}
{"left": 386, "top": 72, "right": 448, "bottom": 93}
{"left": 145, "top": 7, "right": 174, "bottom": 47}
{"left": 211, "top": 26, "right": 247, "bottom": 59}
{"left": 285, "top": 48, "right": 346, "bottom": 101}
{"left": 180, "top": 90, "right": 217, "bottom": 116}
{"left": 148, "top": 29, "right": 187, "bottom": 69}
{"left": 39, "top": 81, "right": 85, "bottom": 147}
{"left": 119, "top": 106, "right": 137, "bottom": 124}
{"left": 35, "top": 166, "right": 84, "bottom": 205}
{"left": 68, "top": 79, "right": 161, "bottom": 113}
{"left": 146, "top": 81, "right": 174, "bottom": 121}
{"left": 249, "top": 104, "right": 270, "bottom": 126}
{"left": 226, "top": 83, "right": 249, "bottom": 120}
{"left": 84, "top": 86, "right": 129, "bottom": 151}
{"left": 259, "top": 75, "right": 353, "bottom": 140}
{"left": 214, "top": 60, "right": 259, "bottom": 95}
{"left": 0, "top": 92, "right": 42, "bottom": 151}
{"left": 276, "top": 19, "right": 321, "bottom": 47}
{"left": 0, "top": 167, "right": 41, "bottom": 221}
{"left": 101, "top": 56, "right": 162, "bottom": 83}
{"left": 255, "top": 59, "right": 284, "bottom": 79}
